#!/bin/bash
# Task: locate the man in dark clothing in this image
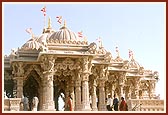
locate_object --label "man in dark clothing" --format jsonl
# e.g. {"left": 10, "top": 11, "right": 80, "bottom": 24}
{"left": 113, "top": 94, "right": 119, "bottom": 111}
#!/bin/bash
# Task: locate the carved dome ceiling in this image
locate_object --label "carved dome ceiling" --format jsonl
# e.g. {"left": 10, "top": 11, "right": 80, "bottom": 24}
{"left": 48, "top": 26, "right": 79, "bottom": 41}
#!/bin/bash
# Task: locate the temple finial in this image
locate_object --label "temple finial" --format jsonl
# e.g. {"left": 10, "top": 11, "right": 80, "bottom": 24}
{"left": 64, "top": 20, "right": 66, "bottom": 27}
{"left": 48, "top": 17, "right": 52, "bottom": 28}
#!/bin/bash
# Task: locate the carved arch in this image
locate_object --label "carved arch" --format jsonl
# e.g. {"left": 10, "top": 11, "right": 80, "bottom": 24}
{"left": 24, "top": 65, "right": 43, "bottom": 80}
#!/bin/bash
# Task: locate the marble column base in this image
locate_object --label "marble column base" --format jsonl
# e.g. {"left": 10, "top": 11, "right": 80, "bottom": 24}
{"left": 42, "top": 101, "right": 56, "bottom": 111}
{"left": 98, "top": 104, "right": 107, "bottom": 111}
{"left": 81, "top": 104, "right": 91, "bottom": 111}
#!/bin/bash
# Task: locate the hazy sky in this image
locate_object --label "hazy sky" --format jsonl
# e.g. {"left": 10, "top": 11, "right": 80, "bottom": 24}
{"left": 3, "top": 2, "right": 165, "bottom": 100}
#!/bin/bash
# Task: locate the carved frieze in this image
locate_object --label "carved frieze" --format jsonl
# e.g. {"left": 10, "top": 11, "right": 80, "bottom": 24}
{"left": 12, "top": 62, "right": 24, "bottom": 77}
{"left": 40, "top": 55, "right": 56, "bottom": 73}
{"left": 55, "top": 58, "right": 81, "bottom": 71}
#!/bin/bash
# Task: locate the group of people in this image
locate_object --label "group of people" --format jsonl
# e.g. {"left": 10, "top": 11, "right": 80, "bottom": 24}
{"left": 65, "top": 94, "right": 128, "bottom": 111}
{"left": 20, "top": 94, "right": 39, "bottom": 111}
{"left": 106, "top": 94, "right": 128, "bottom": 111}
{"left": 20, "top": 94, "right": 127, "bottom": 111}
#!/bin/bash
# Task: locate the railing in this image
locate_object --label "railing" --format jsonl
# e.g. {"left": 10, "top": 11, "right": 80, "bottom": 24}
{"left": 127, "top": 99, "right": 164, "bottom": 111}
{"left": 4, "top": 98, "right": 21, "bottom": 111}
{"left": 132, "top": 103, "right": 142, "bottom": 111}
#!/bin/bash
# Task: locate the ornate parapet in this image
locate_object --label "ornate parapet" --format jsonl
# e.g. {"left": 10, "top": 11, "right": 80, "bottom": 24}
{"left": 127, "top": 99, "right": 164, "bottom": 111}
{"left": 4, "top": 98, "right": 21, "bottom": 111}
{"left": 4, "top": 99, "right": 10, "bottom": 111}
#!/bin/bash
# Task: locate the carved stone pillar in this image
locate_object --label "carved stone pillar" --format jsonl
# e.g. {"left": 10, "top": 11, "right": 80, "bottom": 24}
{"left": 105, "top": 85, "right": 109, "bottom": 99}
{"left": 69, "top": 80, "right": 75, "bottom": 111}
{"left": 119, "top": 85, "right": 124, "bottom": 100}
{"left": 111, "top": 84, "right": 115, "bottom": 98}
{"left": 80, "top": 57, "right": 92, "bottom": 111}
{"left": 12, "top": 62, "right": 24, "bottom": 98}
{"left": 65, "top": 85, "right": 70, "bottom": 109}
{"left": 15, "top": 77, "right": 23, "bottom": 98}
{"left": 133, "top": 77, "right": 140, "bottom": 99}
{"left": 148, "top": 80, "right": 156, "bottom": 99}
{"left": 43, "top": 73, "right": 55, "bottom": 111}
{"left": 40, "top": 55, "right": 56, "bottom": 111}
{"left": 118, "top": 72, "right": 126, "bottom": 99}
{"left": 91, "top": 79, "right": 98, "bottom": 111}
{"left": 75, "top": 75, "right": 82, "bottom": 111}
{"left": 39, "top": 87, "right": 43, "bottom": 110}
{"left": 81, "top": 72, "right": 91, "bottom": 111}
{"left": 97, "top": 65, "right": 108, "bottom": 111}
{"left": 42, "top": 78, "right": 46, "bottom": 110}
{"left": 98, "top": 80, "right": 106, "bottom": 111}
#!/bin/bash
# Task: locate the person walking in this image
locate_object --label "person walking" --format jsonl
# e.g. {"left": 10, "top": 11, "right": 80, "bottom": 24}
{"left": 23, "top": 95, "right": 29, "bottom": 111}
{"left": 106, "top": 94, "right": 112, "bottom": 111}
{"left": 65, "top": 95, "right": 72, "bottom": 111}
{"left": 32, "top": 95, "right": 39, "bottom": 111}
{"left": 119, "top": 97, "right": 128, "bottom": 111}
{"left": 113, "top": 94, "right": 119, "bottom": 111}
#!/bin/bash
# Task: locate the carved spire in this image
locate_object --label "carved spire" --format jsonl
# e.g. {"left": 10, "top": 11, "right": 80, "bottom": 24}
{"left": 48, "top": 16, "right": 52, "bottom": 28}
{"left": 64, "top": 20, "right": 66, "bottom": 28}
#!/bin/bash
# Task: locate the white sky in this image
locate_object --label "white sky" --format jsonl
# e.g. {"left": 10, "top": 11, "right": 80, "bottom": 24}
{"left": 2, "top": 2, "right": 166, "bottom": 99}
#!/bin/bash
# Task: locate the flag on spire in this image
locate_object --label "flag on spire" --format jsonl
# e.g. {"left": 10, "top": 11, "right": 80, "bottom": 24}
{"left": 78, "top": 31, "right": 83, "bottom": 38}
{"left": 96, "top": 37, "right": 102, "bottom": 48}
{"left": 25, "top": 28, "right": 32, "bottom": 34}
{"left": 96, "top": 37, "right": 101, "bottom": 42}
{"left": 56, "top": 16, "right": 62, "bottom": 24}
{"left": 129, "top": 49, "right": 133, "bottom": 58}
{"left": 116, "top": 46, "right": 119, "bottom": 53}
{"left": 41, "top": 6, "right": 46, "bottom": 16}
{"left": 116, "top": 46, "right": 119, "bottom": 57}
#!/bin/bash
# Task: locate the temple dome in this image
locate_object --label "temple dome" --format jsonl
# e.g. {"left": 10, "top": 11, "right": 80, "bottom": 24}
{"left": 127, "top": 58, "right": 142, "bottom": 70}
{"left": 21, "top": 37, "right": 42, "bottom": 50}
{"left": 49, "top": 26, "right": 79, "bottom": 41}
{"left": 36, "top": 32, "right": 53, "bottom": 45}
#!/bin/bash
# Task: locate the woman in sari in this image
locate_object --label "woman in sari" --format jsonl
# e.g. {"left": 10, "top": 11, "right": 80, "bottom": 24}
{"left": 65, "top": 95, "right": 72, "bottom": 111}
{"left": 119, "top": 97, "right": 128, "bottom": 111}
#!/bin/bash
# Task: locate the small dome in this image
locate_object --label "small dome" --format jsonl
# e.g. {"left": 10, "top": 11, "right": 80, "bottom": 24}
{"left": 36, "top": 33, "right": 53, "bottom": 45}
{"left": 21, "top": 37, "right": 42, "bottom": 50}
{"left": 49, "top": 26, "right": 79, "bottom": 41}
{"left": 127, "top": 59, "right": 142, "bottom": 69}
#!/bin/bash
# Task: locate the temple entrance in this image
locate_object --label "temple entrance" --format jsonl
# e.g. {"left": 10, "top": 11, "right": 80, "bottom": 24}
{"left": 23, "top": 71, "right": 40, "bottom": 111}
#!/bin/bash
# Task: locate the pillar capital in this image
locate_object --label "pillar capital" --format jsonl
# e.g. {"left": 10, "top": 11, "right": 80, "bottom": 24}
{"left": 40, "top": 55, "right": 56, "bottom": 73}
{"left": 12, "top": 62, "right": 25, "bottom": 77}
{"left": 81, "top": 72, "right": 90, "bottom": 81}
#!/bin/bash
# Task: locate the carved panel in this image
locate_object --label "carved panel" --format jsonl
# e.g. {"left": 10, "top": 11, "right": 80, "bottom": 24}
{"left": 12, "top": 62, "right": 24, "bottom": 77}
{"left": 40, "top": 55, "right": 56, "bottom": 73}
{"left": 99, "top": 65, "right": 108, "bottom": 80}
{"left": 55, "top": 58, "right": 81, "bottom": 71}
{"left": 88, "top": 42, "right": 97, "bottom": 54}
{"left": 24, "top": 64, "right": 43, "bottom": 79}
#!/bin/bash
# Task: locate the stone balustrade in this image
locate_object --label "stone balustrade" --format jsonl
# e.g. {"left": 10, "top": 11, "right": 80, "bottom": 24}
{"left": 127, "top": 99, "right": 164, "bottom": 111}
{"left": 4, "top": 98, "right": 21, "bottom": 111}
